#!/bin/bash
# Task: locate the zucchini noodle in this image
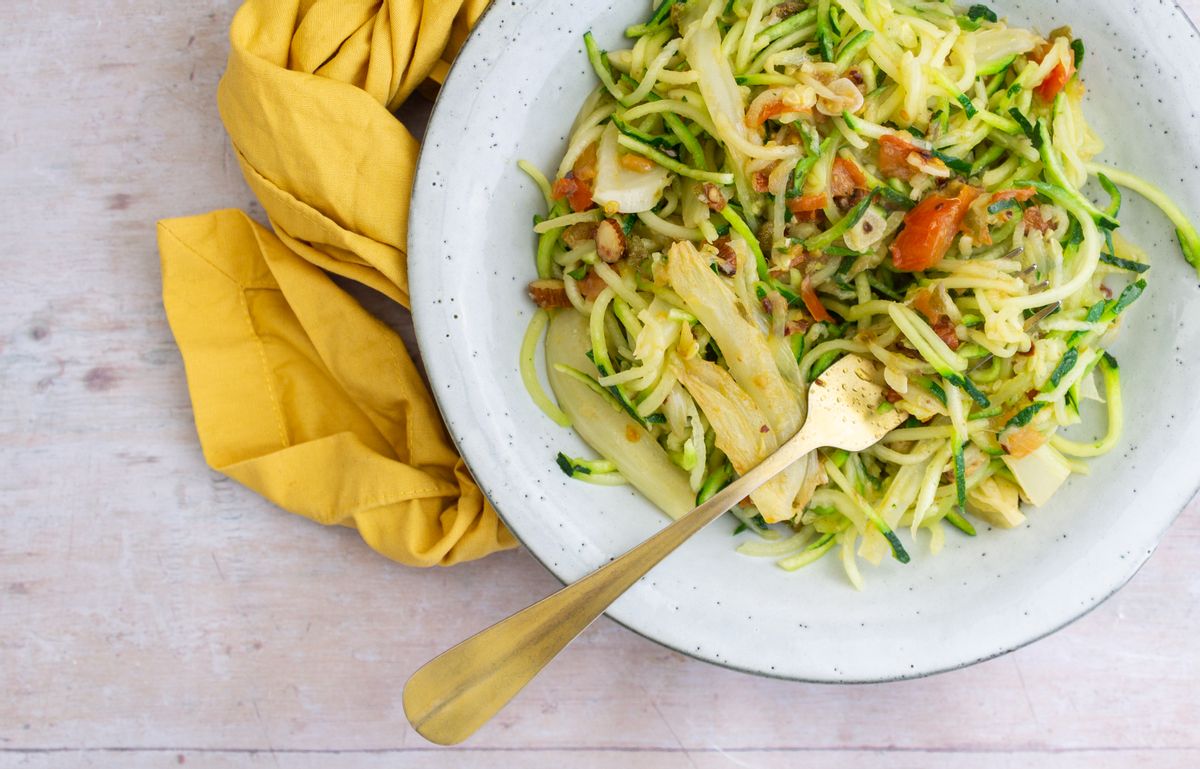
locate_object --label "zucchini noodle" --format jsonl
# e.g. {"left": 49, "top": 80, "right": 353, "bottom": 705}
{"left": 518, "top": 0, "right": 1199, "bottom": 589}
{"left": 520, "top": 310, "right": 571, "bottom": 427}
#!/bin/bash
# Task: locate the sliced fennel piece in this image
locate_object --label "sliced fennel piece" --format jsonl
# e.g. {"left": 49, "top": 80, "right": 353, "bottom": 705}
{"left": 972, "top": 28, "right": 1039, "bottom": 76}
{"left": 668, "top": 241, "right": 816, "bottom": 522}
{"left": 967, "top": 475, "right": 1026, "bottom": 529}
{"left": 667, "top": 242, "right": 806, "bottom": 434}
{"left": 679, "top": 4, "right": 753, "bottom": 169}
{"left": 1001, "top": 443, "right": 1074, "bottom": 507}
{"left": 677, "top": 356, "right": 798, "bottom": 524}
{"left": 546, "top": 311, "right": 694, "bottom": 519}
{"left": 592, "top": 123, "right": 671, "bottom": 214}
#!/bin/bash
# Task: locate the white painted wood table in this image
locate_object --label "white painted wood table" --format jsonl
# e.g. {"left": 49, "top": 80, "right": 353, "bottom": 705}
{"left": 2, "top": 2, "right": 1198, "bottom": 767}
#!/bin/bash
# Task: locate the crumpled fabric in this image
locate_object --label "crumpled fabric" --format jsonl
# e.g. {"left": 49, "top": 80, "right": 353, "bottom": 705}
{"left": 158, "top": 0, "right": 516, "bottom": 567}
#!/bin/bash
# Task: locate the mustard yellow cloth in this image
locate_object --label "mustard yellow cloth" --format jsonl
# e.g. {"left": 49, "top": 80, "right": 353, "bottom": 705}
{"left": 158, "top": 0, "right": 516, "bottom": 566}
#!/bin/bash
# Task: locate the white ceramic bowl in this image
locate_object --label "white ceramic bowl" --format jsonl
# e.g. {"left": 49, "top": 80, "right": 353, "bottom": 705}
{"left": 409, "top": 1, "right": 1200, "bottom": 681}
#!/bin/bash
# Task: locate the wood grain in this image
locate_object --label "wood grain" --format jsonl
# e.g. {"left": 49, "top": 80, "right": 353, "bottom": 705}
{"left": 1, "top": 1, "right": 1198, "bottom": 767}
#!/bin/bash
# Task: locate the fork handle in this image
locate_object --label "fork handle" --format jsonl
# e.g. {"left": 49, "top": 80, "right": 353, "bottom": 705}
{"left": 402, "top": 425, "right": 823, "bottom": 745}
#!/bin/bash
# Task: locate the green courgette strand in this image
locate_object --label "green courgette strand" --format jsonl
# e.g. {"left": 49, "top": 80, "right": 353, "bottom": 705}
{"left": 584, "top": 31, "right": 626, "bottom": 100}
{"left": 616, "top": 134, "right": 734, "bottom": 184}
{"left": 1088, "top": 162, "right": 1200, "bottom": 278}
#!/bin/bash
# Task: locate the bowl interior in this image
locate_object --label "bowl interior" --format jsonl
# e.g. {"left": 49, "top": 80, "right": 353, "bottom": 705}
{"left": 410, "top": 0, "right": 1200, "bottom": 681}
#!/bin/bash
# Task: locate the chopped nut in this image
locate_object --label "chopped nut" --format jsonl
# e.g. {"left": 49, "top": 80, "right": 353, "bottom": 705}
{"left": 788, "top": 247, "right": 812, "bottom": 269}
{"left": 933, "top": 317, "right": 961, "bottom": 351}
{"left": 595, "top": 218, "right": 626, "bottom": 263}
{"left": 561, "top": 221, "right": 599, "bottom": 249}
{"left": 831, "top": 156, "right": 867, "bottom": 199}
{"left": 713, "top": 237, "right": 738, "bottom": 275}
{"left": 577, "top": 269, "right": 607, "bottom": 300}
{"left": 702, "top": 183, "right": 727, "bottom": 212}
{"left": 833, "top": 187, "right": 868, "bottom": 212}
{"left": 785, "top": 316, "right": 812, "bottom": 336}
{"left": 1023, "top": 206, "right": 1057, "bottom": 233}
{"left": 766, "top": 0, "right": 803, "bottom": 23}
{"left": 527, "top": 279, "right": 571, "bottom": 309}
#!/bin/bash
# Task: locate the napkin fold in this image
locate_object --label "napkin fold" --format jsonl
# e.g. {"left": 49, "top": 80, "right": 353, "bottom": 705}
{"left": 159, "top": 0, "right": 515, "bottom": 566}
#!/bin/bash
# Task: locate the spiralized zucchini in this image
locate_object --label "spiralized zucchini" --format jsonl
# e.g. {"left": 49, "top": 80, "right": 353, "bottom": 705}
{"left": 518, "top": 0, "right": 1200, "bottom": 588}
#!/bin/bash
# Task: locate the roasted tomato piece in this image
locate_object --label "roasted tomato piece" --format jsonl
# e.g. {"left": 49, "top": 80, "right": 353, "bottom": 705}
{"left": 890, "top": 186, "right": 981, "bottom": 272}
{"left": 877, "top": 134, "right": 918, "bottom": 181}
{"left": 830, "top": 156, "right": 867, "bottom": 198}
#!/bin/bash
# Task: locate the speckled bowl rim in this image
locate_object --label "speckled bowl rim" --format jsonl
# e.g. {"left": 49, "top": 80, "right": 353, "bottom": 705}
{"left": 408, "top": 0, "right": 1200, "bottom": 683}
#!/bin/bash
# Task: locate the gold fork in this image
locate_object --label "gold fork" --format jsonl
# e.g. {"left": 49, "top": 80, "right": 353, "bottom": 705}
{"left": 403, "top": 354, "right": 906, "bottom": 745}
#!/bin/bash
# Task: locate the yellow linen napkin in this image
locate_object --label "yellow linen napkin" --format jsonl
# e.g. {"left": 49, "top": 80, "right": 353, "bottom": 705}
{"left": 158, "top": 0, "right": 516, "bottom": 566}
